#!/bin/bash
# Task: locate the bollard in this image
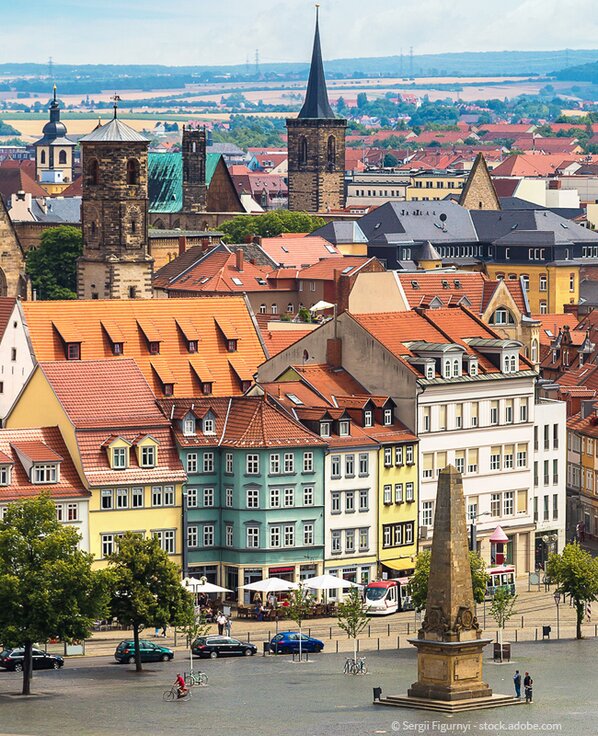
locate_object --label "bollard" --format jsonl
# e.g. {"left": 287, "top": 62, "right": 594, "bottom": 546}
{"left": 368, "top": 625, "right": 371, "bottom": 638}
{"left": 357, "top": 639, "right": 360, "bottom": 653}
{"left": 377, "top": 637, "right": 380, "bottom": 651}
{"left": 247, "top": 632, "right": 250, "bottom": 643}
{"left": 397, "top": 635, "right": 400, "bottom": 649}
{"left": 515, "top": 629, "right": 518, "bottom": 643}
{"left": 521, "top": 615, "right": 524, "bottom": 628}
{"left": 387, "top": 623, "right": 390, "bottom": 637}
{"left": 308, "top": 628, "right": 311, "bottom": 637}
{"left": 174, "top": 629, "right": 177, "bottom": 647}
{"left": 535, "top": 628, "right": 538, "bottom": 641}
{"left": 335, "top": 640, "right": 339, "bottom": 653}
{"left": 330, "top": 626, "right": 332, "bottom": 639}
{"left": 496, "top": 631, "right": 499, "bottom": 643}
{"left": 268, "top": 631, "right": 271, "bottom": 641}
{"left": 595, "top": 624, "right": 597, "bottom": 637}
{"left": 407, "top": 623, "right": 410, "bottom": 635}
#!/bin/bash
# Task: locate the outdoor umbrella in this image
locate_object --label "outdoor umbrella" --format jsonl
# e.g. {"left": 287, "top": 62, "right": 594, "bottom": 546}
{"left": 240, "top": 577, "right": 299, "bottom": 593}
{"left": 181, "top": 577, "right": 232, "bottom": 594}
{"left": 304, "top": 574, "right": 363, "bottom": 591}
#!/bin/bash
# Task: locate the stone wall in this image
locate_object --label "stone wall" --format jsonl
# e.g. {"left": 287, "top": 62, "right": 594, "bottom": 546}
{"left": 0, "top": 197, "right": 28, "bottom": 298}
{"left": 182, "top": 127, "right": 207, "bottom": 213}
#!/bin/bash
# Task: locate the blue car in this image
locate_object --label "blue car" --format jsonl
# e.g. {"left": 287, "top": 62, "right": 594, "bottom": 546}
{"left": 270, "top": 632, "right": 324, "bottom": 654}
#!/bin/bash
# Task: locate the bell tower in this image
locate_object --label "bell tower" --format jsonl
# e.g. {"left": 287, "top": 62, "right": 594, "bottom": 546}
{"left": 33, "top": 86, "right": 76, "bottom": 194}
{"left": 77, "top": 97, "right": 153, "bottom": 300}
{"left": 286, "top": 7, "right": 346, "bottom": 213}
{"left": 182, "top": 124, "right": 207, "bottom": 213}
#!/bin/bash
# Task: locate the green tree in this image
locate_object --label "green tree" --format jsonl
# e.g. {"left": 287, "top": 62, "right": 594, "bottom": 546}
{"left": 547, "top": 543, "right": 598, "bottom": 639}
{"left": 337, "top": 586, "right": 368, "bottom": 664}
{"left": 219, "top": 210, "right": 325, "bottom": 243}
{"left": 178, "top": 605, "right": 210, "bottom": 675}
{"left": 0, "top": 120, "right": 20, "bottom": 136}
{"left": 0, "top": 495, "right": 108, "bottom": 695}
{"left": 490, "top": 588, "right": 517, "bottom": 661}
{"left": 357, "top": 92, "right": 368, "bottom": 109}
{"left": 285, "top": 585, "right": 313, "bottom": 661}
{"left": 408, "top": 550, "right": 489, "bottom": 612}
{"left": 106, "top": 533, "right": 194, "bottom": 672}
{"left": 26, "top": 225, "right": 82, "bottom": 299}
{"left": 383, "top": 152, "right": 399, "bottom": 167}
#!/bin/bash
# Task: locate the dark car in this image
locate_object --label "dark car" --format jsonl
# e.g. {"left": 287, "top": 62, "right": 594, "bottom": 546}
{"left": 114, "top": 640, "right": 174, "bottom": 664}
{"left": 270, "top": 632, "right": 324, "bottom": 654}
{"left": 192, "top": 636, "right": 257, "bottom": 659}
{"left": 0, "top": 648, "right": 64, "bottom": 672}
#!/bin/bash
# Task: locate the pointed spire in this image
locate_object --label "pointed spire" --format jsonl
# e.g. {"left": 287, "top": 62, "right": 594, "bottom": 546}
{"left": 298, "top": 5, "right": 335, "bottom": 119}
{"left": 53, "top": 84, "right": 57, "bottom": 103}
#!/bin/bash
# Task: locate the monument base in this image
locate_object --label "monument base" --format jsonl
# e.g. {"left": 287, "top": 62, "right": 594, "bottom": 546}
{"left": 375, "top": 693, "right": 523, "bottom": 713}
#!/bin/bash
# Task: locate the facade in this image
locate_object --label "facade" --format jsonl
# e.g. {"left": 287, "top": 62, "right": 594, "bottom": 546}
{"left": 0, "top": 298, "right": 35, "bottom": 419}
{"left": 158, "top": 396, "right": 326, "bottom": 602}
{"left": 0, "top": 195, "right": 28, "bottom": 299}
{"left": 6, "top": 359, "right": 187, "bottom": 569}
{"left": 181, "top": 125, "right": 207, "bottom": 213}
{"left": 566, "top": 402, "right": 598, "bottom": 552}
{"left": 406, "top": 171, "right": 467, "bottom": 202}
{"left": 33, "top": 87, "right": 76, "bottom": 194}
{"left": 286, "top": 11, "right": 346, "bottom": 212}
{"left": 78, "top": 110, "right": 153, "bottom": 299}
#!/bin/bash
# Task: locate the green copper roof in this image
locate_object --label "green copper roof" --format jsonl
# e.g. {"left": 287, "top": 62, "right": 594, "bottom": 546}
{"left": 148, "top": 152, "right": 221, "bottom": 213}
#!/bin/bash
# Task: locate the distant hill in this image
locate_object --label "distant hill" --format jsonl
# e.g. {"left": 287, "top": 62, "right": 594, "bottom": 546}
{"left": 554, "top": 61, "right": 598, "bottom": 84}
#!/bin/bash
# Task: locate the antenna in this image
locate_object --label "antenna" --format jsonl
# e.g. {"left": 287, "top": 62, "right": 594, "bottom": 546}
{"left": 245, "top": 54, "right": 250, "bottom": 76}
{"left": 255, "top": 49, "right": 260, "bottom": 78}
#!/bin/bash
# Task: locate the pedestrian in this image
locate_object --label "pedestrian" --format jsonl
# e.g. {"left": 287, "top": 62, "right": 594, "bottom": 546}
{"left": 225, "top": 616, "right": 232, "bottom": 637}
{"left": 253, "top": 591, "right": 262, "bottom": 605}
{"left": 216, "top": 611, "right": 227, "bottom": 636}
{"left": 154, "top": 625, "right": 160, "bottom": 637}
{"left": 524, "top": 672, "right": 533, "bottom": 703}
{"left": 513, "top": 669, "right": 521, "bottom": 699}
{"left": 161, "top": 625, "right": 167, "bottom": 638}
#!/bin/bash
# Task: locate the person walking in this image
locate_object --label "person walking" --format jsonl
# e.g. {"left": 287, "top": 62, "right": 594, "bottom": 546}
{"left": 524, "top": 672, "right": 533, "bottom": 703}
{"left": 216, "top": 611, "right": 227, "bottom": 636}
{"left": 513, "top": 670, "right": 522, "bottom": 699}
{"left": 225, "top": 616, "right": 232, "bottom": 637}
{"left": 154, "top": 625, "right": 160, "bottom": 637}
{"left": 161, "top": 625, "right": 167, "bottom": 638}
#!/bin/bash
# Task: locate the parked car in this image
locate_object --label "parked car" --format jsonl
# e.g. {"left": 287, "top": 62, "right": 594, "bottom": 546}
{"left": 114, "top": 640, "right": 174, "bottom": 664}
{"left": 192, "top": 635, "right": 257, "bottom": 659}
{"left": 270, "top": 632, "right": 324, "bottom": 654}
{"left": 0, "top": 648, "right": 64, "bottom": 672}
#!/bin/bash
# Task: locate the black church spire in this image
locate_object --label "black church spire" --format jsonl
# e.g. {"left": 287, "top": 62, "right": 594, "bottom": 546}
{"left": 298, "top": 5, "right": 335, "bottom": 119}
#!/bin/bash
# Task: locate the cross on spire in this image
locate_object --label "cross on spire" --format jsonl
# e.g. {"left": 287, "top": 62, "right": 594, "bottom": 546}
{"left": 111, "top": 93, "right": 122, "bottom": 119}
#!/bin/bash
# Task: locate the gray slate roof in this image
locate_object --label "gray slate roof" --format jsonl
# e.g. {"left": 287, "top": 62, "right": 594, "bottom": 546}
{"left": 311, "top": 220, "right": 368, "bottom": 245}
{"left": 80, "top": 118, "right": 149, "bottom": 144}
{"left": 31, "top": 197, "right": 81, "bottom": 223}
{"left": 470, "top": 209, "right": 598, "bottom": 245}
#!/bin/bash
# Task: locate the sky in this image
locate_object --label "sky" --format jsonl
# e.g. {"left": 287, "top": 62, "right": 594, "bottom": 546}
{"left": 1, "top": 0, "right": 597, "bottom": 67}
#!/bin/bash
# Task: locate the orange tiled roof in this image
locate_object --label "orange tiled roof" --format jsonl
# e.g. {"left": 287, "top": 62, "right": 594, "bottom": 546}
{"left": 0, "top": 427, "right": 88, "bottom": 501}
{"left": 533, "top": 313, "right": 581, "bottom": 346}
{"left": 0, "top": 297, "right": 16, "bottom": 341}
{"left": 298, "top": 257, "right": 372, "bottom": 280}
{"left": 262, "top": 328, "right": 313, "bottom": 358}
{"left": 11, "top": 440, "right": 63, "bottom": 463}
{"left": 567, "top": 410, "right": 598, "bottom": 439}
{"left": 22, "top": 297, "right": 266, "bottom": 398}
{"left": 260, "top": 236, "right": 342, "bottom": 268}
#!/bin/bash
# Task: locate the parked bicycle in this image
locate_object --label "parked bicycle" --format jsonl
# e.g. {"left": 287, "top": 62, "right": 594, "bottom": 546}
{"left": 163, "top": 685, "right": 192, "bottom": 702}
{"left": 343, "top": 657, "right": 367, "bottom": 675}
{"left": 184, "top": 670, "right": 208, "bottom": 687}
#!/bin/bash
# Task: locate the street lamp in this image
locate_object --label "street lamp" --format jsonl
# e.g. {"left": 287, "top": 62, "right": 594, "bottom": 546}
{"left": 553, "top": 589, "right": 560, "bottom": 639}
{"left": 469, "top": 511, "right": 491, "bottom": 552}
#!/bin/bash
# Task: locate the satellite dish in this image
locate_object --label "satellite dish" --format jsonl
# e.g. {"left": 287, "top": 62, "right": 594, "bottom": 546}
{"left": 439, "top": 213, "right": 447, "bottom": 222}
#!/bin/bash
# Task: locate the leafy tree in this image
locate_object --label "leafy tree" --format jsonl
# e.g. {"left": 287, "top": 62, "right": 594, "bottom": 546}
{"left": 26, "top": 225, "right": 82, "bottom": 300}
{"left": 337, "top": 586, "right": 368, "bottom": 664}
{"left": 106, "top": 532, "right": 194, "bottom": 672}
{"left": 219, "top": 210, "right": 325, "bottom": 243}
{"left": 547, "top": 543, "right": 598, "bottom": 639}
{"left": 0, "top": 495, "right": 108, "bottom": 695}
{"left": 285, "top": 585, "right": 313, "bottom": 661}
{"left": 0, "top": 120, "right": 20, "bottom": 136}
{"left": 490, "top": 588, "right": 517, "bottom": 661}
{"left": 357, "top": 92, "right": 368, "bottom": 109}
{"left": 408, "top": 550, "right": 489, "bottom": 611}
{"left": 383, "top": 153, "right": 399, "bottom": 167}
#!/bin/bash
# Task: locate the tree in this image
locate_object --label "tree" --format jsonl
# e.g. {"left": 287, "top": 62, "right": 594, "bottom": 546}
{"left": 547, "top": 543, "right": 598, "bottom": 639}
{"left": 106, "top": 533, "right": 194, "bottom": 672}
{"left": 26, "top": 225, "right": 82, "bottom": 299}
{"left": 219, "top": 210, "right": 325, "bottom": 244}
{"left": 408, "top": 550, "right": 489, "bottom": 612}
{"left": 357, "top": 92, "right": 368, "bottom": 109}
{"left": 337, "top": 587, "right": 368, "bottom": 665}
{"left": 490, "top": 588, "right": 517, "bottom": 661}
{"left": 0, "top": 495, "right": 108, "bottom": 695}
{"left": 383, "top": 153, "right": 398, "bottom": 167}
{"left": 285, "top": 585, "right": 313, "bottom": 661}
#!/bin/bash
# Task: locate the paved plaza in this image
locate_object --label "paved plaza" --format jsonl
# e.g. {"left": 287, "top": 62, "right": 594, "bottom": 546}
{"left": 0, "top": 637, "right": 594, "bottom": 736}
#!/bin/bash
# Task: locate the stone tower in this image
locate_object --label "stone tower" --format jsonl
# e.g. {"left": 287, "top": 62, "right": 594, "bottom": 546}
{"left": 182, "top": 125, "right": 207, "bottom": 213}
{"left": 459, "top": 153, "right": 501, "bottom": 211}
{"left": 77, "top": 102, "right": 153, "bottom": 300}
{"left": 286, "top": 8, "right": 346, "bottom": 213}
{"left": 33, "top": 86, "right": 76, "bottom": 192}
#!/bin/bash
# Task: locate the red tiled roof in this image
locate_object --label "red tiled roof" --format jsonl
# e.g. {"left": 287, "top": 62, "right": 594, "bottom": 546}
{"left": 260, "top": 236, "right": 342, "bottom": 268}
{"left": 567, "top": 410, "right": 598, "bottom": 439}
{"left": 533, "top": 314, "right": 580, "bottom": 346}
{"left": 59, "top": 176, "right": 82, "bottom": 197}
{"left": 11, "top": 440, "right": 63, "bottom": 463}
{"left": 298, "top": 257, "right": 372, "bottom": 281}
{"left": 491, "top": 154, "right": 579, "bottom": 177}
{"left": 0, "top": 167, "right": 47, "bottom": 204}
{"left": 262, "top": 328, "right": 313, "bottom": 357}
{"left": 0, "top": 297, "right": 16, "bottom": 341}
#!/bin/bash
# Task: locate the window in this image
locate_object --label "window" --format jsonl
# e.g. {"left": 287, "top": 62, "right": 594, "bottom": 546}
{"left": 491, "top": 493, "right": 501, "bottom": 517}
{"left": 539, "top": 274, "right": 547, "bottom": 291}
{"left": 116, "top": 488, "right": 128, "bottom": 509}
{"left": 467, "top": 498, "right": 478, "bottom": 523}
{"left": 520, "top": 399, "right": 528, "bottom": 422}
{"left": 331, "top": 455, "right": 341, "bottom": 478}
{"left": 270, "top": 526, "right": 280, "bottom": 548}
{"left": 504, "top": 444, "right": 514, "bottom": 470}
{"left": 225, "top": 453, "right": 233, "bottom": 474}
{"left": 140, "top": 445, "right": 156, "bottom": 468}
{"left": 553, "top": 459, "right": 559, "bottom": 485}
{"left": 383, "top": 526, "right": 392, "bottom": 548}
{"left": 271, "top": 304, "right": 278, "bottom": 315}
{"left": 303, "top": 486, "right": 314, "bottom": 506}
{"left": 101, "top": 534, "right": 114, "bottom": 558}
{"left": 491, "top": 308, "right": 514, "bottom": 325}
{"left": 394, "top": 483, "right": 403, "bottom": 503}
{"left": 384, "top": 448, "right": 393, "bottom": 467}
{"left": 187, "top": 525, "right": 198, "bottom": 548}
{"left": 246, "top": 454, "right": 259, "bottom": 474}
{"left": 259, "top": 304, "right": 266, "bottom": 314}
{"left": 383, "top": 484, "right": 392, "bottom": 505}
{"left": 247, "top": 527, "right": 260, "bottom": 548}
{"left": 395, "top": 445, "right": 404, "bottom": 466}
{"left": 225, "top": 487, "right": 233, "bottom": 507}
{"left": 421, "top": 502, "right": 433, "bottom": 528}
{"left": 455, "top": 404, "right": 463, "bottom": 429}
{"left": 203, "top": 487, "right": 214, "bottom": 507}
{"left": 331, "top": 491, "right": 340, "bottom": 514}
{"left": 183, "top": 417, "right": 196, "bottom": 436}
{"left": 505, "top": 400, "right": 513, "bottom": 424}
{"left": 359, "top": 489, "right": 369, "bottom": 511}
{"left": 303, "top": 452, "right": 313, "bottom": 473}
{"left": 163, "top": 486, "right": 175, "bottom": 506}
{"left": 490, "top": 401, "right": 499, "bottom": 425}
{"left": 298, "top": 136, "right": 308, "bottom": 165}
{"left": 553, "top": 424, "right": 559, "bottom": 450}
{"left": 126, "top": 158, "right": 140, "bottom": 185}
{"left": 517, "top": 444, "right": 527, "bottom": 468}
{"left": 345, "top": 454, "right": 355, "bottom": 477}
{"left": 455, "top": 449, "right": 465, "bottom": 474}
{"left": 503, "top": 491, "right": 514, "bottom": 516}
{"left": 101, "top": 489, "right": 113, "bottom": 510}
{"left": 227, "top": 339, "right": 237, "bottom": 353}
{"left": 384, "top": 408, "right": 393, "bottom": 425}
{"left": 405, "top": 445, "right": 414, "bottom": 465}
{"left": 225, "top": 524, "right": 234, "bottom": 547}
{"left": 320, "top": 422, "right": 331, "bottom": 438}
{"left": 66, "top": 503, "right": 78, "bottom": 521}
{"left": 359, "top": 453, "right": 369, "bottom": 476}
{"left": 186, "top": 453, "right": 197, "bottom": 473}
{"left": 345, "top": 529, "right": 355, "bottom": 553}
{"left": 490, "top": 447, "right": 501, "bottom": 471}
{"left": 185, "top": 487, "right": 198, "bottom": 509}
{"left": 270, "top": 453, "right": 280, "bottom": 475}
{"left": 303, "top": 522, "right": 314, "bottom": 546}
{"left": 343, "top": 490, "right": 354, "bottom": 513}
{"left": 284, "top": 488, "right": 294, "bottom": 507}
{"left": 112, "top": 447, "right": 128, "bottom": 469}
{"left": 544, "top": 460, "right": 550, "bottom": 486}
{"left": 540, "top": 301, "right": 547, "bottom": 315}
{"left": 470, "top": 402, "right": 479, "bottom": 428}
{"left": 422, "top": 406, "right": 431, "bottom": 432}
{"left": 246, "top": 488, "right": 259, "bottom": 508}
{"left": 88, "top": 158, "right": 99, "bottom": 185}
{"left": 339, "top": 420, "right": 350, "bottom": 437}
{"left": 284, "top": 453, "right": 295, "bottom": 473}
{"left": 553, "top": 494, "right": 559, "bottom": 520}
{"left": 202, "top": 525, "right": 214, "bottom": 548}
{"left": 439, "top": 405, "right": 447, "bottom": 430}
{"left": 269, "top": 487, "right": 280, "bottom": 508}
{"left": 364, "top": 410, "right": 373, "bottom": 427}
{"left": 406, "top": 482, "right": 414, "bottom": 502}
{"left": 284, "top": 524, "right": 295, "bottom": 547}
{"left": 331, "top": 530, "right": 341, "bottom": 554}
{"left": 187, "top": 340, "right": 198, "bottom": 354}
{"left": 154, "top": 530, "right": 176, "bottom": 554}
{"left": 203, "top": 417, "right": 215, "bottom": 435}
{"left": 33, "top": 464, "right": 57, "bottom": 483}
{"left": 534, "top": 461, "right": 538, "bottom": 487}
{"left": 544, "top": 425, "right": 550, "bottom": 451}
{"left": 467, "top": 448, "right": 478, "bottom": 473}
{"left": 149, "top": 341, "right": 160, "bottom": 355}
{"left": 203, "top": 452, "right": 214, "bottom": 473}
{"left": 422, "top": 453, "right": 434, "bottom": 479}
{"left": 570, "top": 273, "right": 575, "bottom": 292}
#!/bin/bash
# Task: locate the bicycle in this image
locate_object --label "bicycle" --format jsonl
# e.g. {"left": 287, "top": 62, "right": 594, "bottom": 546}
{"left": 343, "top": 657, "right": 368, "bottom": 675}
{"left": 184, "top": 670, "right": 208, "bottom": 687}
{"left": 162, "top": 685, "right": 192, "bottom": 702}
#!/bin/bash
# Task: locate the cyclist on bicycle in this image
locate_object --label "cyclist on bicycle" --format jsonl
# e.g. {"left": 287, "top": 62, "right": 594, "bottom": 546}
{"left": 175, "top": 673, "right": 188, "bottom": 699}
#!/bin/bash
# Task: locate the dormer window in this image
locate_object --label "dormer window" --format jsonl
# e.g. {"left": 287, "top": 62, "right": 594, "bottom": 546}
{"left": 502, "top": 352, "right": 519, "bottom": 374}
{"left": 112, "top": 447, "right": 128, "bottom": 469}
{"left": 0, "top": 464, "right": 11, "bottom": 486}
{"left": 141, "top": 445, "right": 156, "bottom": 468}
{"left": 113, "top": 342, "right": 123, "bottom": 356}
{"left": 227, "top": 340, "right": 238, "bottom": 353}
{"left": 183, "top": 416, "right": 196, "bottom": 437}
{"left": 163, "top": 383, "right": 174, "bottom": 397}
{"left": 468, "top": 358, "right": 478, "bottom": 377}
{"left": 203, "top": 416, "right": 216, "bottom": 435}
{"left": 425, "top": 364, "right": 435, "bottom": 379}
{"left": 66, "top": 343, "right": 80, "bottom": 360}
{"left": 240, "top": 380, "right": 251, "bottom": 393}
{"left": 339, "top": 420, "right": 350, "bottom": 437}
{"left": 33, "top": 464, "right": 58, "bottom": 483}
{"left": 452, "top": 359, "right": 461, "bottom": 378}
{"left": 443, "top": 359, "right": 451, "bottom": 378}
{"left": 384, "top": 408, "right": 393, "bottom": 426}
{"left": 202, "top": 382, "right": 213, "bottom": 396}
{"left": 149, "top": 341, "right": 160, "bottom": 355}
{"left": 188, "top": 340, "right": 198, "bottom": 354}
{"left": 364, "top": 410, "right": 373, "bottom": 428}
{"left": 320, "top": 421, "right": 331, "bottom": 438}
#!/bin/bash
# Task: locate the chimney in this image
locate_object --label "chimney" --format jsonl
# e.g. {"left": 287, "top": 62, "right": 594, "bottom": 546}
{"left": 326, "top": 337, "right": 342, "bottom": 369}
{"left": 236, "top": 249, "right": 244, "bottom": 272}
{"left": 178, "top": 235, "right": 187, "bottom": 256}
{"left": 581, "top": 399, "right": 596, "bottom": 419}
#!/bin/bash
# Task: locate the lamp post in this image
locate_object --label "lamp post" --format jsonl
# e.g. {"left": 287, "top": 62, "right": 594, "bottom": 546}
{"left": 553, "top": 589, "right": 560, "bottom": 640}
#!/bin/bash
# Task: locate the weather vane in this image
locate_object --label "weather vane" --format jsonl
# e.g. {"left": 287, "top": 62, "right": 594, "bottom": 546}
{"left": 111, "top": 93, "right": 122, "bottom": 119}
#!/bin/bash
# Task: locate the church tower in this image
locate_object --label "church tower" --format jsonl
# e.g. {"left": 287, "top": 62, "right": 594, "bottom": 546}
{"left": 77, "top": 100, "right": 153, "bottom": 300}
{"left": 182, "top": 124, "right": 207, "bottom": 213}
{"left": 33, "top": 86, "right": 76, "bottom": 194}
{"left": 286, "top": 7, "right": 346, "bottom": 212}
{"left": 458, "top": 153, "right": 501, "bottom": 211}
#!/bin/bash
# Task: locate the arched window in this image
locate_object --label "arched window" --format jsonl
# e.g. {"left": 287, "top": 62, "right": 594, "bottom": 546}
{"left": 127, "top": 158, "right": 140, "bottom": 185}
{"left": 90, "top": 221, "right": 96, "bottom": 237}
{"left": 490, "top": 308, "right": 515, "bottom": 326}
{"left": 259, "top": 304, "right": 266, "bottom": 314}
{"left": 327, "top": 135, "right": 336, "bottom": 170}
{"left": 510, "top": 355, "right": 517, "bottom": 372}
{"left": 0, "top": 268, "right": 7, "bottom": 298}
{"left": 531, "top": 339, "right": 538, "bottom": 363}
{"left": 58, "top": 149, "right": 67, "bottom": 165}
{"left": 452, "top": 359, "right": 460, "bottom": 377}
{"left": 298, "top": 136, "right": 308, "bottom": 165}
{"left": 40, "top": 149, "right": 46, "bottom": 165}
{"left": 88, "top": 158, "right": 99, "bottom": 185}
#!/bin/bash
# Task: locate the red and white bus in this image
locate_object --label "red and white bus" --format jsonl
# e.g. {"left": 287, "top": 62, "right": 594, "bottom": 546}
{"left": 364, "top": 578, "right": 413, "bottom": 615}
{"left": 485, "top": 565, "right": 516, "bottom": 598}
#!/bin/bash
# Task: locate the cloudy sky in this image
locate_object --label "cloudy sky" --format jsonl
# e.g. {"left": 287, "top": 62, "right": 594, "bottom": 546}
{"left": 2, "top": 0, "right": 597, "bottom": 66}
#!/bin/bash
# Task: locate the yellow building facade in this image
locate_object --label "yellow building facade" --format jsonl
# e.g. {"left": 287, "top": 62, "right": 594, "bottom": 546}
{"left": 485, "top": 263, "right": 579, "bottom": 315}
{"left": 405, "top": 172, "right": 466, "bottom": 202}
